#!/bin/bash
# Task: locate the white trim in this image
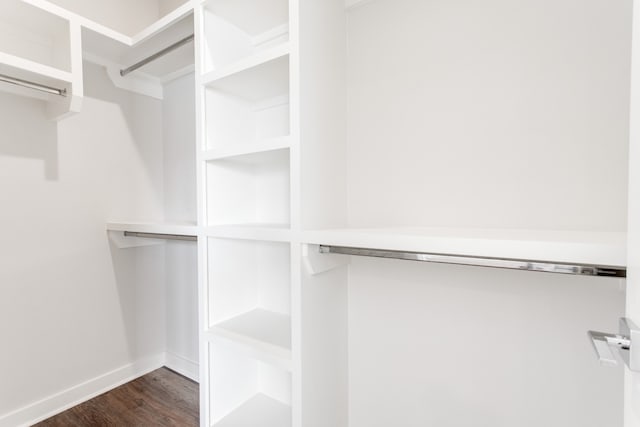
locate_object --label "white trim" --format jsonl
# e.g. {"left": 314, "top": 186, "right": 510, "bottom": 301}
{"left": 0, "top": 354, "right": 165, "bottom": 427}
{"left": 164, "top": 352, "right": 200, "bottom": 383}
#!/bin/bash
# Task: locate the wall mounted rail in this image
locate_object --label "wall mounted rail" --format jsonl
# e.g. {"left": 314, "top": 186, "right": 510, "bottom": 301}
{"left": 120, "top": 34, "right": 195, "bottom": 76}
{"left": 0, "top": 73, "right": 66, "bottom": 96}
{"left": 124, "top": 231, "right": 196, "bottom": 242}
{"left": 319, "top": 245, "right": 626, "bottom": 277}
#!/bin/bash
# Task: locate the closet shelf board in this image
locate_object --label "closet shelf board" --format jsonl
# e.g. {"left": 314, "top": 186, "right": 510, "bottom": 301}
{"left": 202, "top": 43, "right": 290, "bottom": 84}
{"left": 302, "top": 228, "right": 627, "bottom": 268}
{"left": 0, "top": 52, "right": 73, "bottom": 87}
{"left": 213, "top": 393, "right": 291, "bottom": 427}
{"left": 107, "top": 221, "right": 198, "bottom": 236}
{"left": 208, "top": 309, "right": 291, "bottom": 360}
{"left": 201, "top": 137, "right": 291, "bottom": 161}
{"left": 204, "top": 224, "right": 292, "bottom": 242}
{"left": 203, "top": 53, "right": 289, "bottom": 101}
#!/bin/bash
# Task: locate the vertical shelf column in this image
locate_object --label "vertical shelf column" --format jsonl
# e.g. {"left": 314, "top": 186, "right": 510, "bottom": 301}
{"left": 196, "top": 0, "right": 296, "bottom": 425}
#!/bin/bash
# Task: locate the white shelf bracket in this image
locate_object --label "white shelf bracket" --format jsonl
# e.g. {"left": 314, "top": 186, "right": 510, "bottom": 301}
{"left": 84, "top": 53, "right": 164, "bottom": 100}
{"left": 302, "top": 244, "right": 349, "bottom": 276}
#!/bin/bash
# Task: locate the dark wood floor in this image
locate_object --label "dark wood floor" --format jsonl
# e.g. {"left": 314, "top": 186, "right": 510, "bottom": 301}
{"left": 34, "top": 368, "right": 198, "bottom": 427}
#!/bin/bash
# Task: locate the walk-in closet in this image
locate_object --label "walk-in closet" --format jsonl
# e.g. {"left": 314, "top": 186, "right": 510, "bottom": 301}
{"left": 2, "top": 0, "right": 640, "bottom": 426}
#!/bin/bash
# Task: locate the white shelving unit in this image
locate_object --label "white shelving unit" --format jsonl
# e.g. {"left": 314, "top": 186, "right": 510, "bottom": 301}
{"left": 196, "top": 0, "right": 294, "bottom": 425}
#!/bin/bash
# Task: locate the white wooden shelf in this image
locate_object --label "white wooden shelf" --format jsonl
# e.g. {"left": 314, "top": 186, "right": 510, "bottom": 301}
{"left": 202, "top": 43, "right": 289, "bottom": 85}
{"left": 203, "top": 222, "right": 291, "bottom": 238}
{"left": 0, "top": 52, "right": 74, "bottom": 100}
{"left": 208, "top": 309, "right": 291, "bottom": 360}
{"left": 201, "top": 137, "right": 290, "bottom": 161}
{"left": 204, "top": 224, "right": 291, "bottom": 242}
{"left": 107, "top": 221, "right": 198, "bottom": 236}
{"left": 213, "top": 394, "right": 291, "bottom": 427}
{"left": 301, "top": 227, "right": 627, "bottom": 268}
{"left": 203, "top": 53, "right": 289, "bottom": 101}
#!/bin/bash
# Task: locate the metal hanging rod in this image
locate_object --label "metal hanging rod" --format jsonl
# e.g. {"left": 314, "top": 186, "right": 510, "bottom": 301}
{"left": 0, "top": 73, "right": 66, "bottom": 96}
{"left": 120, "top": 34, "right": 195, "bottom": 77}
{"left": 124, "top": 231, "right": 197, "bottom": 242}
{"left": 319, "top": 245, "right": 626, "bottom": 277}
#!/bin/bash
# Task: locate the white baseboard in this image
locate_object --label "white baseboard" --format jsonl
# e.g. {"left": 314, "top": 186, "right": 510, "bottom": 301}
{"left": 164, "top": 351, "right": 200, "bottom": 383}
{"left": 0, "top": 354, "right": 166, "bottom": 427}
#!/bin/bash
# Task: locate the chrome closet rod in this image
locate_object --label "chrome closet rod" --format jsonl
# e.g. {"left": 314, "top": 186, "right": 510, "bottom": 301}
{"left": 124, "top": 231, "right": 197, "bottom": 242}
{"left": 120, "top": 34, "right": 195, "bottom": 76}
{"left": 319, "top": 245, "right": 626, "bottom": 277}
{"left": 0, "top": 73, "right": 66, "bottom": 96}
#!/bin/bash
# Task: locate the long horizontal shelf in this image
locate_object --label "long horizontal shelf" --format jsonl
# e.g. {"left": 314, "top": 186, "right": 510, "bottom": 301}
{"left": 302, "top": 228, "right": 627, "bottom": 272}
{"left": 0, "top": 51, "right": 73, "bottom": 99}
{"left": 107, "top": 221, "right": 198, "bottom": 237}
{"left": 214, "top": 394, "right": 291, "bottom": 427}
{"left": 204, "top": 224, "right": 292, "bottom": 242}
{"left": 201, "top": 137, "right": 291, "bottom": 161}
{"left": 208, "top": 309, "right": 291, "bottom": 361}
{"left": 202, "top": 43, "right": 290, "bottom": 85}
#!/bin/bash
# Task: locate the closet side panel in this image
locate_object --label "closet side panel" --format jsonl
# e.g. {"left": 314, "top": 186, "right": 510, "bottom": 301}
{"left": 163, "top": 73, "right": 199, "bottom": 380}
{"left": 297, "top": 0, "right": 349, "bottom": 426}
{"left": 298, "top": 0, "right": 348, "bottom": 230}
{"left": 0, "top": 62, "right": 166, "bottom": 417}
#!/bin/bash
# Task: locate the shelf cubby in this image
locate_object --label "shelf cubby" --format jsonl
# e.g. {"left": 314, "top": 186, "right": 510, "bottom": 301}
{"left": 205, "top": 149, "right": 290, "bottom": 227}
{"left": 202, "top": 0, "right": 289, "bottom": 74}
{"left": 210, "top": 340, "right": 292, "bottom": 427}
{"left": 203, "top": 48, "right": 290, "bottom": 151}
{"left": 207, "top": 237, "right": 290, "bottom": 326}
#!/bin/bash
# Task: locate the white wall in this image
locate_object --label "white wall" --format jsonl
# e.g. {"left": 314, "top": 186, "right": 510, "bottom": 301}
{"left": 163, "top": 74, "right": 199, "bottom": 378}
{"left": 347, "top": 0, "right": 631, "bottom": 231}
{"left": 159, "top": 0, "right": 188, "bottom": 17}
{"left": 345, "top": 0, "right": 630, "bottom": 425}
{"left": 0, "top": 62, "right": 167, "bottom": 419}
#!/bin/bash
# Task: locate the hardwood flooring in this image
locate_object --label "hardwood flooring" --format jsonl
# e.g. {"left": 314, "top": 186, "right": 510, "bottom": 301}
{"left": 34, "top": 368, "right": 198, "bottom": 427}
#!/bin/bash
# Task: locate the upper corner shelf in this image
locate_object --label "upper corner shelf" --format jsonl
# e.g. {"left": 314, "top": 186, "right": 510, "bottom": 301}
{"left": 25, "top": 0, "right": 195, "bottom": 82}
{"left": 302, "top": 227, "right": 627, "bottom": 273}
